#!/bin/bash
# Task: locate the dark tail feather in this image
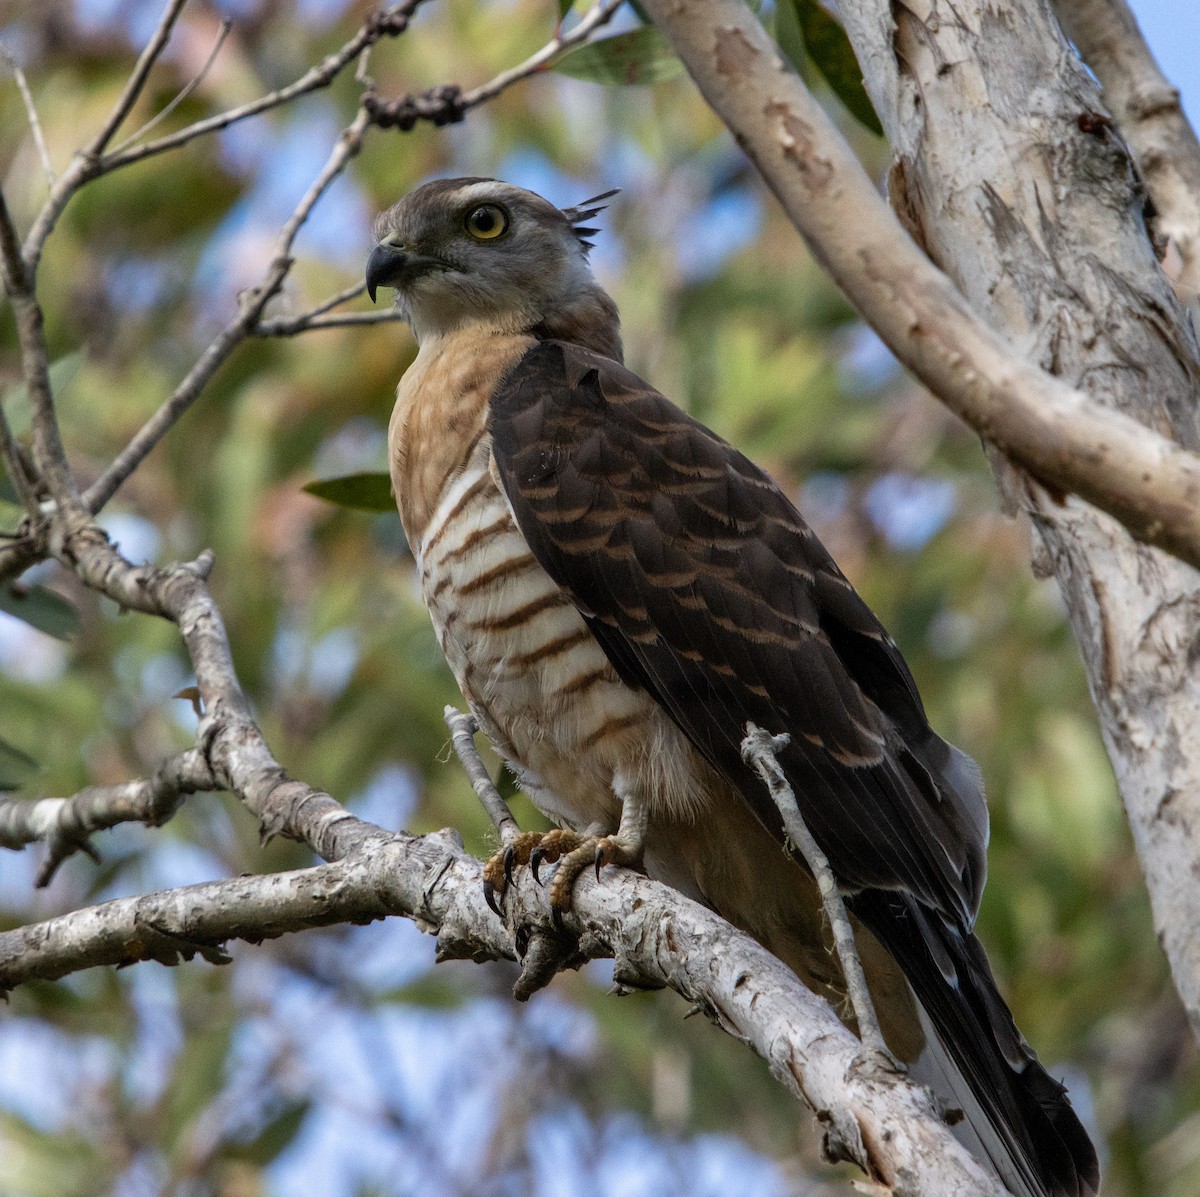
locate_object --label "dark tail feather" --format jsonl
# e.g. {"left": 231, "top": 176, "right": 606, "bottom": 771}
{"left": 850, "top": 891, "right": 1100, "bottom": 1197}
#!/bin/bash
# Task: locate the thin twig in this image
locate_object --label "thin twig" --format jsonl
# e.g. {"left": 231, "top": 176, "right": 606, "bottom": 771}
{"left": 109, "top": 17, "right": 233, "bottom": 155}
{"left": 84, "top": 108, "right": 373, "bottom": 513}
{"left": 255, "top": 309, "right": 407, "bottom": 336}
{"left": 99, "top": 0, "right": 426, "bottom": 173}
{"left": 363, "top": 0, "right": 624, "bottom": 130}
{"left": 0, "top": 189, "right": 78, "bottom": 508}
{"left": 90, "top": 0, "right": 191, "bottom": 155}
{"left": 741, "top": 723, "right": 892, "bottom": 1060}
{"left": 0, "top": 408, "right": 37, "bottom": 511}
{"left": 443, "top": 707, "right": 520, "bottom": 845}
{"left": 19, "top": 1, "right": 425, "bottom": 275}
{"left": 459, "top": 0, "right": 623, "bottom": 108}
{"left": 0, "top": 45, "right": 55, "bottom": 186}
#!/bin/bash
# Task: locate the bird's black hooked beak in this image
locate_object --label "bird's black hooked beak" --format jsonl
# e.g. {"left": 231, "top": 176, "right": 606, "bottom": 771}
{"left": 365, "top": 242, "right": 447, "bottom": 302}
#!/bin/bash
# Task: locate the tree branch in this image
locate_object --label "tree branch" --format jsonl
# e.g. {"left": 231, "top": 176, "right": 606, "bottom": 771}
{"left": 0, "top": 812, "right": 1006, "bottom": 1195}
{"left": 361, "top": 0, "right": 623, "bottom": 128}
{"left": 0, "top": 43, "right": 55, "bottom": 186}
{"left": 89, "top": 0, "right": 190, "bottom": 157}
{"left": 742, "top": 725, "right": 889, "bottom": 1061}
{"left": 0, "top": 748, "right": 217, "bottom": 887}
{"left": 1050, "top": 0, "right": 1200, "bottom": 302}
{"left": 108, "top": 16, "right": 233, "bottom": 155}
{"left": 0, "top": 188, "right": 79, "bottom": 509}
{"left": 18, "top": 0, "right": 427, "bottom": 274}
{"left": 83, "top": 107, "right": 372, "bottom": 514}
{"left": 640, "top": 0, "right": 1200, "bottom": 574}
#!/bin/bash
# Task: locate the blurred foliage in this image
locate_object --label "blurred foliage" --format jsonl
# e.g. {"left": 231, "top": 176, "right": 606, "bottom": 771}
{"left": 0, "top": 1, "right": 1195, "bottom": 1195}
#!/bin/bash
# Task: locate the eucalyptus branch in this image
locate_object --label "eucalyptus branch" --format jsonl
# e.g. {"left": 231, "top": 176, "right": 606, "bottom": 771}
{"left": 98, "top": 0, "right": 427, "bottom": 174}
{"left": 20, "top": 0, "right": 189, "bottom": 274}
{"left": 0, "top": 749, "right": 217, "bottom": 887}
{"left": 91, "top": 0, "right": 190, "bottom": 155}
{"left": 641, "top": 0, "right": 1200, "bottom": 574}
{"left": 0, "top": 402, "right": 38, "bottom": 512}
{"left": 458, "top": 0, "right": 624, "bottom": 108}
{"left": 0, "top": 807, "right": 1003, "bottom": 1196}
{"left": 19, "top": 0, "right": 426, "bottom": 274}
{"left": 254, "top": 309, "right": 407, "bottom": 336}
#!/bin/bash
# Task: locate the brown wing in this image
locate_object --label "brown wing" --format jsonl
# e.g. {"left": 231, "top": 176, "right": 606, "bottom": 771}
{"left": 488, "top": 340, "right": 986, "bottom": 930}
{"left": 488, "top": 341, "right": 1099, "bottom": 1197}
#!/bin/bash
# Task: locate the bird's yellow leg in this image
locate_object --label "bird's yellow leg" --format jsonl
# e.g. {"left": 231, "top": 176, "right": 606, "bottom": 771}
{"left": 547, "top": 788, "right": 648, "bottom": 914}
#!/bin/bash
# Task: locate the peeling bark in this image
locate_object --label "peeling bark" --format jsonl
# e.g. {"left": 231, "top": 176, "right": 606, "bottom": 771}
{"left": 837, "top": 0, "right": 1200, "bottom": 1036}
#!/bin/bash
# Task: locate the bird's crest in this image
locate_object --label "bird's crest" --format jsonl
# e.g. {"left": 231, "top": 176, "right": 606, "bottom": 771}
{"left": 560, "top": 188, "right": 619, "bottom": 253}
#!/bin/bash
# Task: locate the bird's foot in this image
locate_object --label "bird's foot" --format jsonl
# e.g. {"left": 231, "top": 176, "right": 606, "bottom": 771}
{"left": 546, "top": 831, "right": 642, "bottom": 919}
{"left": 481, "top": 826, "right": 641, "bottom": 923}
{"left": 481, "top": 830, "right": 547, "bottom": 916}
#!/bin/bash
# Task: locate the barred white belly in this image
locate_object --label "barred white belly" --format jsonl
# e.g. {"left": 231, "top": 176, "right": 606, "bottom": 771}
{"left": 414, "top": 438, "right": 702, "bottom": 832}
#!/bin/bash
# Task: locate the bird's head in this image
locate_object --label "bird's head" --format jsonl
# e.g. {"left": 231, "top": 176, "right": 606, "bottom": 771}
{"left": 367, "top": 178, "right": 622, "bottom": 358}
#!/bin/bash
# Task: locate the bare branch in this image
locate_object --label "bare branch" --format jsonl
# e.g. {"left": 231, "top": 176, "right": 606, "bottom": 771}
{"left": 98, "top": 0, "right": 427, "bottom": 174}
{"left": 90, "top": 0, "right": 190, "bottom": 156}
{"left": 18, "top": 1, "right": 425, "bottom": 275}
{"left": 0, "top": 44, "right": 55, "bottom": 186}
{"left": 1051, "top": 0, "right": 1200, "bottom": 302}
{"left": 0, "top": 749, "right": 217, "bottom": 887}
{"left": 0, "top": 402, "right": 38, "bottom": 512}
{"left": 0, "top": 815, "right": 1005, "bottom": 1195}
{"left": 83, "top": 108, "right": 372, "bottom": 514}
{"left": 363, "top": 0, "right": 623, "bottom": 130}
{"left": 741, "top": 725, "right": 890, "bottom": 1060}
{"left": 444, "top": 707, "right": 520, "bottom": 845}
{"left": 640, "top": 0, "right": 1200, "bottom": 574}
{"left": 109, "top": 17, "right": 233, "bottom": 155}
{"left": 458, "top": 0, "right": 623, "bottom": 108}
{"left": 0, "top": 189, "right": 78, "bottom": 508}
{"left": 254, "top": 309, "right": 406, "bottom": 336}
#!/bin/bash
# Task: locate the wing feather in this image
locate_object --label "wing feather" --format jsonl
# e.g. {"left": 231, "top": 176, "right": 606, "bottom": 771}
{"left": 489, "top": 340, "right": 983, "bottom": 927}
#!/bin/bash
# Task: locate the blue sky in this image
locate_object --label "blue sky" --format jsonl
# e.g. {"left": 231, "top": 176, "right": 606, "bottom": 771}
{"left": 1128, "top": 0, "right": 1199, "bottom": 124}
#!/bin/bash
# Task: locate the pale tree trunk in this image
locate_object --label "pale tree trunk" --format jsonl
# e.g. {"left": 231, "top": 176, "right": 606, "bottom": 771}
{"left": 643, "top": 0, "right": 1200, "bottom": 1037}
{"left": 838, "top": 0, "right": 1200, "bottom": 1034}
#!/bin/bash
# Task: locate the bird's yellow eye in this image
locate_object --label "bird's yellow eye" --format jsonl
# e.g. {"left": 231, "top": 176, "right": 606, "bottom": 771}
{"left": 464, "top": 204, "right": 509, "bottom": 241}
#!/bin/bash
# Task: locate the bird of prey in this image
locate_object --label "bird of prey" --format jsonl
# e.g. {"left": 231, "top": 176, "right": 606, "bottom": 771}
{"left": 366, "top": 177, "right": 1099, "bottom": 1197}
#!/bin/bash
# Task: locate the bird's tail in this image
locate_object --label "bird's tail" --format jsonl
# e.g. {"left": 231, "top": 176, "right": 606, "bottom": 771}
{"left": 851, "top": 890, "right": 1100, "bottom": 1197}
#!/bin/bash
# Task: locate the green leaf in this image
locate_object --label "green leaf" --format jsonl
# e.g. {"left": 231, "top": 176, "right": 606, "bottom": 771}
{"left": 553, "top": 28, "right": 684, "bottom": 86}
{"left": 1, "top": 351, "right": 86, "bottom": 437}
{"left": 556, "top": 0, "right": 574, "bottom": 20}
{"left": 778, "top": 0, "right": 882, "bottom": 135}
{"left": 0, "top": 583, "right": 80, "bottom": 641}
{"left": 303, "top": 472, "right": 395, "bottom": 513}
{"left": 0, "top": 736, "right": 37, "bottom": 791}
{"left": 228, "top": 1101, "right": 310, "bottom": 1166}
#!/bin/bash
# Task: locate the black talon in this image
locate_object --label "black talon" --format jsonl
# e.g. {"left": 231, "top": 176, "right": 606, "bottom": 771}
{"left": 530, "top": 846, "right": 547, "bottom": 884}
{"left": 483, "top": 880, "right": 502, "bottom": 918}
{"left": 503, "top": 845, "right": 517, "bottom": 886}
{"left": 594, "top": 845, "right": 606, "bottom": 882}
{"left": 551, "top": 904, "right": 565, "bottom": 932}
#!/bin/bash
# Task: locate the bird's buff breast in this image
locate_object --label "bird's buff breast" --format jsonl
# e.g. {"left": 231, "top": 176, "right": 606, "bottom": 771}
{"left": 388, "top": 328, "right": 707, "bottom": 832}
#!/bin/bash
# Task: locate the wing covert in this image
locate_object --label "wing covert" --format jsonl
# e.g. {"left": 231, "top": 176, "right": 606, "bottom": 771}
{"left": 488, "top": 340, "right": 986, "bottom": 930}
